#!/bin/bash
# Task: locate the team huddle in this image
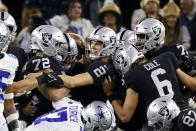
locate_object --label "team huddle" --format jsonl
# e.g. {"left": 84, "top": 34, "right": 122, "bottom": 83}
{"left": 0, "top": 11, "right": 196, "bottom": 131}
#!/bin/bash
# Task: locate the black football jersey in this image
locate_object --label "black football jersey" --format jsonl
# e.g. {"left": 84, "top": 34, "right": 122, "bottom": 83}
{"left": 70, "top": 60, "right": 115, "bottom": 106}
{"left": 123, "top": 52, "right": 188, "bottom": 111}
{"left": 87, "top": 60, "right": 115, "bottom": 86}
{"left": 24, "top": 55, "right": 63, "bottom": 75}
{"left": 23, "top": 55, "right": 64, "bottom": 123}
{"left": 171, "top": 108, "right": 196, "bottom": 131}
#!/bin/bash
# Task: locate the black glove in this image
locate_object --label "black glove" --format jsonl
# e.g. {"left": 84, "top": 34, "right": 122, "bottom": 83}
{"left": 181, "top": 55, "right": 196, "bottom": 72}
{"left": 36, "top": 72, "right": 64, "bottom": 88}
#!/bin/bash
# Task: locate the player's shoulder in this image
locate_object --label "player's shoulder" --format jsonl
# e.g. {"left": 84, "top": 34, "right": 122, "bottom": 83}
{"left": 4, "top": 52, "right": 18, "bottom": 64}
{"left": 88, "top": 60, "right": 113, "bottom": 70}
{"left": 155, "top": 52, "right": 177, "bottom": 63}
{"left": 0, "top": 52, "right": 19, "bottom": 72}
{"left": 28, "top": 55, "right": 43, "bottom": 62}
{"left": 158, "top": 52, "right": 176, "bottom": 58}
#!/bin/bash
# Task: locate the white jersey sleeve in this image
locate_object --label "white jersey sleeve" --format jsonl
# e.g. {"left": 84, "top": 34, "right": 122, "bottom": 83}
{"left": 0, "top": 52, "right": 18, "bottom": 84}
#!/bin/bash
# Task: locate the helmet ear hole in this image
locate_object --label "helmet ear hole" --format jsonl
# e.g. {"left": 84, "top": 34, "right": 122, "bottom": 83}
{"left": 7, "top": 25, "right": 13, "bottom": 32}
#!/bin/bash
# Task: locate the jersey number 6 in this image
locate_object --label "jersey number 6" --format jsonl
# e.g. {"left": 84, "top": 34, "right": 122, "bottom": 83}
{"left": 151, "top": 68, "right": 174, "bottom": 98}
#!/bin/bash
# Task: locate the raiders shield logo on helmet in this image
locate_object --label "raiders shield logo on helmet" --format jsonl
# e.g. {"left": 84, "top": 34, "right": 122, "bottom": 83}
{"left": 116, "top": 54, "right": 125, "bottom": 65}
{"left": 152, "top": 26, "right": 161, "bottom": 37}
{"left": 42, "top": 33, "right": 52, "bottom": 43}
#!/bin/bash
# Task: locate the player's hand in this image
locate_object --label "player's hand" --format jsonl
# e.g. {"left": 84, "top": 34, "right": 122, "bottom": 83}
{"left": 22, "top": 101, "right": 37, "bottom": 116}
{"left": 67, "top": 32, "right": 85, "bottom": 47}
{"left": 42, "top": 72, "right": 64, "bottom": 88}
{"left": 182, "top": 55, "right": 196, "bottom": 72}
{"left": 102, "top": 76, "right": 113, "bottom": 96}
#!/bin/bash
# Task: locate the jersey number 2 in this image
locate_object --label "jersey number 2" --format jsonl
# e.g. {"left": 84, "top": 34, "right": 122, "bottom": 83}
{"left": 93, "top": 65, "right": 108, "bottom": 78}
{"left": 151, "top": 68, "right": 174, "bottom": 98}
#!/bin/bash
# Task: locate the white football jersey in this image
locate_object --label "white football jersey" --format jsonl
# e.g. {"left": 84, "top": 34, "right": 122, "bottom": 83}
{"left": 0, "top": 52, "right": 18, "bottom": 125}
{"left": 24, "top": 99, "right": 84, "bottom": 131}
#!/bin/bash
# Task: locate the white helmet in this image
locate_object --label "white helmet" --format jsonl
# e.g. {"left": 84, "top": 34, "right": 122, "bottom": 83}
{"left": 56, "top": 33, "right": 78, "bottom": 70}
{"left": 113, "top": 44, "right": 144, "bottom": 74}
{"left": 147, "top": 96, "right": 180, "bottom": 131}
{"left": 0, "top": 12, "right": 17, "bottom": 42}
{"left": 0, "top": 21, "right": 12, "bottom": 52}
{"left": 86, "top": 26, "right": 116, "bottom": 60}
{"left": 116, "top": 29, "right": 137, "bottom": 48}
{"left": 81, "top": 101, "right": 113, "bottom": 131}
{"left": 134, "top": 18, "right": 165, "bottom": 54}
{"left": 30, "top": 25, "right": 66, "bottom": 57}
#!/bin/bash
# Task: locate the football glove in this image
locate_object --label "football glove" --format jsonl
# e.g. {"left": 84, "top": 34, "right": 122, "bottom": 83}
{"left": 36, "top": 72, "right": 64, "bottom": 88}
{"left": 181, "top": 55, "right": 196, "bottom": 72}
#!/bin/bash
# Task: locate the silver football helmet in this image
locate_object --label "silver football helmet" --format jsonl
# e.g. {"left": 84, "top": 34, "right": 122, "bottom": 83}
{"left": 86, "top": 26, "right": 116, "bottom": 60}
{"left": 30, "top": 25, "right": 66, "bottom": 57}
{"left": 116, "top": 30, "right": 136, "bottom": 47}
{"left": 0, "top": 21, "right": 12, "bottom": 52}
{"left": 56, "top": 33, "right": 78, "bottom": 70}
{"left": 113, "top": 44, "right": 144, "bottom": 74}
{"left": 81, "top": 101, "right": 113, "bottom": 131}
{"left": 0, "top": 12, "right": 17, "bottom": 42}
{"left": 134, "top": 18, "right": 165, "bottom": 54}
{"left": 147, "top": 96, "right": 180, "bottom": 131}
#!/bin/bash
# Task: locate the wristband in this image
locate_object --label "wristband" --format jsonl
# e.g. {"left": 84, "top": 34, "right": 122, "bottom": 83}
{"left": 6, "top": 112, "right": 19, "bottom": 124}
{"left": 12, "top": 128, "right": 21, "bottom": 131}
{"left": 4, "top": 93, "right": 14, "bottom": 99}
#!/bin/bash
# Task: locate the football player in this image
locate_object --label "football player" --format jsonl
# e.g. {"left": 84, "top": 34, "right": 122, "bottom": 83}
{"left": 112, "top": 30, "right": 149, "bottom": 130}
{"left": 103, "top": 44, "right": 196, "bottom": 131}
{"left": 24, "top": 101, "right": 113, "bottom": 131}
{"left": 0, "top": 21, "right": 19, "bottom": 131}
{"left": 15, "top": 25, "right": 68, "bottom": 124}
{"left": 133, "top": 18, "right": 196, "bottom": 72}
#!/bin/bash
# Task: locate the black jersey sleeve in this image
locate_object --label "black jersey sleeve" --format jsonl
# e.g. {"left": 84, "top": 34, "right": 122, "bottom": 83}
{"left": 24, "top": 56, "right": 51, "bottom": 74}
{"left": 161, "top": 45, "right": 189, "bottom": 60}
{"left": 86, "top": 61, "right": 114, "bottom": 85}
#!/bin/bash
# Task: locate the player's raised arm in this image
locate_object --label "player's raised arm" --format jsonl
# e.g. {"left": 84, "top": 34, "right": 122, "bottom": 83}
{"left": 59, "top": 72, "right": 94, "bottom": 88}
{"left": 13, "top": 77, "right": 39, "bottom": 94}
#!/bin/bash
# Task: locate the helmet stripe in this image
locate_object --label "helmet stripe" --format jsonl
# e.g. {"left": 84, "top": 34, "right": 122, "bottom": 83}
{"left": 1, "top": 12, "right": 4, "bottom": 21}
{"left": 64, "top": 34, "right": 70, "bottom": 52}
{"left": 120, "top": 30, "right": 127, "bottom": 41}
{"left": 94, "top": 26, "right": 103, "bottom": 35}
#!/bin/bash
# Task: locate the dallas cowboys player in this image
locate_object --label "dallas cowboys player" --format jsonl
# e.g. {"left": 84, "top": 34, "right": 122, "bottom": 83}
{"left": 0, "top": 22, "right": 19, "bottom": 131}
{"left": 24, "top": 101, "right": 113, "bottom": 131}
